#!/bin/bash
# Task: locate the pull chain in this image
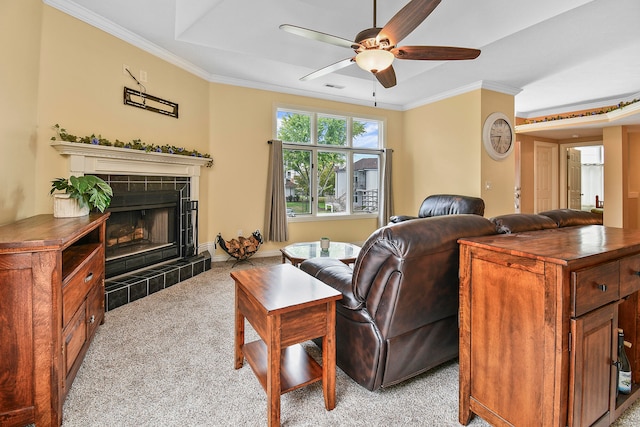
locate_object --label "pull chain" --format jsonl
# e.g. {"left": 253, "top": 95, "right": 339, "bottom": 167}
{"left": 372, "top": 76, "right": 377, "bottom": 107}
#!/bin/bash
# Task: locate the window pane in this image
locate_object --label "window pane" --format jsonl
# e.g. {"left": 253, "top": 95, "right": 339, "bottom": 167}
{"left": 353, "top": 154, "right": 379, "bottom": 213}
{"left": 318, "top": 151, "right": 347, "bottom": 213}
{"left": 277, "top": 110, "right": 311, "bottom": 144}
{"left": 353, "top": 119, "right": 380, "bottom": 149}
{"left": 318, "top": 115, "right": 347, "bottom": 146}
{"left": 283, "top": 149, "right": 312, "bottom": 215}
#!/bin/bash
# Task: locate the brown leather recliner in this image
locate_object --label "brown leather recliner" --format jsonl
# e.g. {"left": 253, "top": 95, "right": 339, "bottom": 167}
{"left": 300, "top": 214, "right": 497, "bottom": 391}
{"left": 389, "top": 194, "right": 485, "bottom": 224}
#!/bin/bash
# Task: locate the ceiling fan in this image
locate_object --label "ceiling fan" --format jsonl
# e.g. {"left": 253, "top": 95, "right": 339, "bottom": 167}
{"left": 280, "top": 0, "right": 480, "bottom": 88}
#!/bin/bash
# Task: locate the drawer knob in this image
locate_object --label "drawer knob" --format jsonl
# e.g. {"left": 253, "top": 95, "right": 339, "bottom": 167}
{"left": 88, "top": 315, "right": 95, "bottom": 324}
{"left": 84, "top": 272, "right": 94, "bottom": 283}
{"left": 597, "top": 284, "right": 608, "bottom": 292}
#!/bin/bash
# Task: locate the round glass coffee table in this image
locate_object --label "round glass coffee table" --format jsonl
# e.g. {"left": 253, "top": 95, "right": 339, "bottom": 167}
{"left": 280, "top": 241, "right": 361, "bottom": 266}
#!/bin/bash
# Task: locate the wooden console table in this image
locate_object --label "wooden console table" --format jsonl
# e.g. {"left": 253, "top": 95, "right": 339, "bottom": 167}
{"left": 0, "top": 213, "right": 109, "bottom": 427}
{"left": 459, "top": 226, "right": 640, "bottom": 427}
{"left": 231, "top": 264, "right": 342, "bottom": 426}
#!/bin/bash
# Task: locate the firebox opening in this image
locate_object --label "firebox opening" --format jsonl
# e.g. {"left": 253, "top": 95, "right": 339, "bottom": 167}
{"left": 106, "top": 204, "right": 176, "bottom": 262}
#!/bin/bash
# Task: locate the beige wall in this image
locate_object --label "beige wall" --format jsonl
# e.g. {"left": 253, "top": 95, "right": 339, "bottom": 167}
{"left": 480, "top": 90, "right": 516, "bottom": 217}
{"left": 0, "top": 0, "right": 42, "bottom": 224}
{"left": 603, "top": 126, "right": 625, "bottom": 228}
{"left": 401, "top": 89, "right": 517, "bottom": 219}
{"left": 35, "top": 6, "right": 210, "bottom": 221}
{"left": 401, "top": 90, "right": 482, "bottom": 215}
{"left": 2, "top": 3, "right": 520, "bottom": 257}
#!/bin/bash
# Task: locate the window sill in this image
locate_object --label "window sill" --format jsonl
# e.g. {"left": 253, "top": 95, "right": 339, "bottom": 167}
{"left": 288, "top": 213, "right": 378, "bottom": 223}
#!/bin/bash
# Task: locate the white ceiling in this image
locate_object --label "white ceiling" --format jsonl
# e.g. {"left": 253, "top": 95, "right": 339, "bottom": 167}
{"left": 46, "top": 0, "right": 640, "bottom": 134}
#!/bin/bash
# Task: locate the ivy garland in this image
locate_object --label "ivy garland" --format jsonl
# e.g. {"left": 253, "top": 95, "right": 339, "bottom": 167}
{"left": 523, "top": 98, "right": 640, "bottom": 125}
{"left": 50, "top": 124, "right": 212, "bottom": 166}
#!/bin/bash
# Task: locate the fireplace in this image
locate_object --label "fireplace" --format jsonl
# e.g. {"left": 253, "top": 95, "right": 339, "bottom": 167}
{"left": 105, "top": 189, "right": 190, "bottom": 278}
{"left": 52, "top": 142, "right": 212, "bottom": 311}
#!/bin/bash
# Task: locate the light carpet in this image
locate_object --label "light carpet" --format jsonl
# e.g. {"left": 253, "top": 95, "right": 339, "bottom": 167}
{"left": 62, "top": 257, "right": 640, "bottom": 426}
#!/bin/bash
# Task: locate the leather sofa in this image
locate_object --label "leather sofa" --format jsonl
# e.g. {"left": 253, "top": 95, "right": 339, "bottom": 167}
{"left": 300, "top": 208, "right": 603, "bottom": 391}
{"left": 389, "top": 194, "right": 485, "bottom": 224}
{"left": 301, "top": 214, "right": 496, "bottom": 391}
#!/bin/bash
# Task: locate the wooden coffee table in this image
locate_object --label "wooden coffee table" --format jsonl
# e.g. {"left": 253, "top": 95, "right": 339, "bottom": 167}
{"left": 231, "top": 264, "right": 342, "bottom": 426}
{"left": 280, "top": 241, "right": 361, "bottom": 266}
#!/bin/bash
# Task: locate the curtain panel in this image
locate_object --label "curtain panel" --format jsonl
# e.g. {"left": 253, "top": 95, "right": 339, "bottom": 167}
{"left": 264, "top": 139, "right": 289, "bottom": 242}
{"left": 378, "top": 148, "right": 394, "bottom": 228}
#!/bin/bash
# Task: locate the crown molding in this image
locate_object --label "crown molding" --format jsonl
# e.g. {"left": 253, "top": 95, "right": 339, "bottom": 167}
{"left": 403, "top": 80, "right": 522, "bottom": 111}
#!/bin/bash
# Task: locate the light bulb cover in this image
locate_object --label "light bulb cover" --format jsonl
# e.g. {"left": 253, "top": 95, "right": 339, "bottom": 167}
{"left": 355, "top": 49, "right": 394, "bottom": 73}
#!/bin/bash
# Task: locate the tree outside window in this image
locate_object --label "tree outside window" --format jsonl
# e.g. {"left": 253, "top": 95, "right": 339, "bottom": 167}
{"left": 277, "top": 108, "right": 382, "bottom": 217}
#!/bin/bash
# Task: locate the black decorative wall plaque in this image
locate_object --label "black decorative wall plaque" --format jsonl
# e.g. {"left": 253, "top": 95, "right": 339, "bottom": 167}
{"left": 123, "top": 87, "right": 179, "bottom": 118}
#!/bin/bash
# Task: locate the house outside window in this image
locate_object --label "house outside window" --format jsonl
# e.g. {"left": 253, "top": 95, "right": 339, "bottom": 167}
{"left": 276, "top": 107, "right": 384, "bottom": 218}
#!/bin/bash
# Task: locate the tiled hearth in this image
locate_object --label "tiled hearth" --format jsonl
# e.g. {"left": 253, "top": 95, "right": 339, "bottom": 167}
{"left": 105, "top": 252, "right": 211, "bottom": 311}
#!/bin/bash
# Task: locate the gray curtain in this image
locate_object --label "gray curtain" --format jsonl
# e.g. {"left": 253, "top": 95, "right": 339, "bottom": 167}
{"left": 378, "top": 148, "right": 394, "bottom": 228}
{"left": 264, "top": 139, "right": 289, "bottom": 242}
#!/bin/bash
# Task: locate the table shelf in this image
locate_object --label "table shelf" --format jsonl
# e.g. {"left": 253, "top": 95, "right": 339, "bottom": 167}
{"left": 244, "top": 341, "right": 323, "bottom": 394}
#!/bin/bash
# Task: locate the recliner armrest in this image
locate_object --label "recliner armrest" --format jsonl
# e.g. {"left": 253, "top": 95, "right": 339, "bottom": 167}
{"left": 300, "top": 257, "right": 362, "bottom": 310}
{"left": 389, "top": 215, "right": 418, "bottom": 224}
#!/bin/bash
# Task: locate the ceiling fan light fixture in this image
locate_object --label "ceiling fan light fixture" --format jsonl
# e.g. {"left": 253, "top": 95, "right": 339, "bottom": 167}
{"left": 355, "top": 49, "right": 394, "bottom": 73}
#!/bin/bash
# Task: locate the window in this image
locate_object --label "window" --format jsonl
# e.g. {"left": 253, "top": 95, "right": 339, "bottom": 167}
{"left": 276, "top": 107, "right": 384, "bottom": 218}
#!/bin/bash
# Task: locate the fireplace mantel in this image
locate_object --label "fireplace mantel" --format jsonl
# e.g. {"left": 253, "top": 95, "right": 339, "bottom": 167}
{"left": 52, "top": 141, "right": 211, "bottom": 201}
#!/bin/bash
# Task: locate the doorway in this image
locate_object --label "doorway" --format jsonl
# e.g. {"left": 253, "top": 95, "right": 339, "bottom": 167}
{"left": 559, "top": 142, "right": 604, "bottom": 211}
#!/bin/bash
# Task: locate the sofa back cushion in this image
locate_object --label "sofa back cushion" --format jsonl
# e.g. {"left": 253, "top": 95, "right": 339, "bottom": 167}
{"left": 417, "top": 194, "right": 485, "bottom": 218}
{"left": 539, "top": 209, "right": 603, "bottom": 227}
{"left": 490, "top": 213, "right": 558, "bottom": 234}
{"left": 351, "top": 214, "right": 496, "bottom": 338}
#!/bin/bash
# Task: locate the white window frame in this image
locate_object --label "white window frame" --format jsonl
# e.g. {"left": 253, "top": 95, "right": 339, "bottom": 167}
{"left": 275, "top": 105, "right": 385, "bottom": 221}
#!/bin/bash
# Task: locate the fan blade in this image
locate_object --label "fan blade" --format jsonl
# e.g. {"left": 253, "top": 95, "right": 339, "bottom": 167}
{"left": 378, "top": 0, "right": 441, "bottom": 46}
{"left": 300, "top": 57, "right": 355, "bottom": 81}
{"left": 392, "top": 46, "right": 481, "bottom": 61}
{"left": 375, "top": 65, "right": 397, "bottom": 88}
{"left": 280, "top": 24, "right": 361, "bottom": 50}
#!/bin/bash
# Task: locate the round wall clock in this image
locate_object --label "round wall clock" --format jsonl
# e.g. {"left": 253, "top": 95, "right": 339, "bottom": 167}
{"left": 483, "top": 112, "right": 514, "bottom": 161}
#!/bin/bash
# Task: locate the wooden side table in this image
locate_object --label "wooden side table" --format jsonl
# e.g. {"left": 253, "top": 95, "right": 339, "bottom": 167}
{"left": 231, "top": 264, "right": 342, "bottom": 426}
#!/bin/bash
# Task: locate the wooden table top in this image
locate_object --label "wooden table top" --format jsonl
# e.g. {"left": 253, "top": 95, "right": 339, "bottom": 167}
{"left": 459, "top": 225, "right": 640, "bottom": 266}
{"left": 230, "top": 264, "right": 342, "bottom": 314}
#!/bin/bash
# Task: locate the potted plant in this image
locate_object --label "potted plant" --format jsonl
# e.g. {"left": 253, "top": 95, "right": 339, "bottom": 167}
{"left": 50, "top": 175, "right": 113, "bottom": 218}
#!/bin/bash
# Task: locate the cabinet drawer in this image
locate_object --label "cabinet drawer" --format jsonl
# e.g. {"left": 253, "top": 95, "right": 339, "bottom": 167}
{"left": 572, "top": 260, "right": 620, "bottom": 317}
{"left": 620, "top": 254, "right": 640, "bottom": 297}
{"left": 62, "top": 303, "right": 87, "bottom": 376}
{"left": 86, "top": 282, "right": 104, "bottom": 338}
{"left": 62, "top": 247, "right": 103, "bottom": 326}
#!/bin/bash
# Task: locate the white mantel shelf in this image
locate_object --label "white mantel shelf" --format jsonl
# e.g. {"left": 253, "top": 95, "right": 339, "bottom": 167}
{"left": 52, "top": 140, "right": 211, "bottom": 203}
{"left": 51, "top": 141, "right": 212, "bottom": 173}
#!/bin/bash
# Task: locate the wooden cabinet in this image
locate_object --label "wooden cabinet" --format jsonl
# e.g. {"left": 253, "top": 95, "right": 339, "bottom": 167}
{"left": 0, "top": 213, "right": 109, "bottom": 427}
{"left": 459, "top": 226, "right": 640, "bottom": 427}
